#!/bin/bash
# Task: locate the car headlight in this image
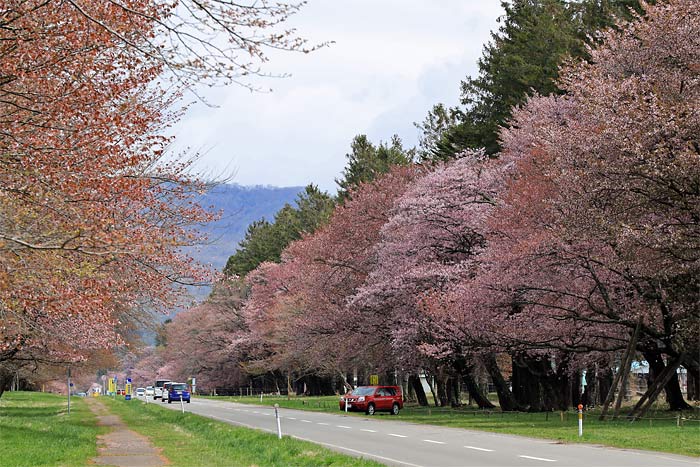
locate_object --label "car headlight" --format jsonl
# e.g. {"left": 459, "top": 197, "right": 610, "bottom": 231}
{"left": 358, "top": 396, "right": 365, "bottom": 402}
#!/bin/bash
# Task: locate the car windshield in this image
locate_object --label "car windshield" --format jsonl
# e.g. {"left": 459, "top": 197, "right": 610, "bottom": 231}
{"left": 171, "top": 384, "right": 187, "bottom": 391}
{"left": 351, "top": 387, "right": 376, "bottom": 396}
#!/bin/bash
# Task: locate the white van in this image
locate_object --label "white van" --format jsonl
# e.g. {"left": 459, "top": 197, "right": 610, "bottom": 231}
{"left": 154, "top": 379, "right": 171, "bottom": 400}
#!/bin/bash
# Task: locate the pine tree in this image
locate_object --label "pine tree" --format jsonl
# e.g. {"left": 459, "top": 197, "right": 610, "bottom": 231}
{"left": 335, "top": 134, "right": 415, "bottom": 201}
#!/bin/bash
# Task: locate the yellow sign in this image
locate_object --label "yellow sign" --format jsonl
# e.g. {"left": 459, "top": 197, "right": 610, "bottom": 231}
{"left": 369, "top": 374, "right": 379, "bottom": 385}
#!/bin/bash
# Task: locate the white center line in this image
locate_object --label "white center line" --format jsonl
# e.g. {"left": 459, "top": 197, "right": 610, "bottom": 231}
{"left": 337, "top": 425, "right": 352, "bottom": 429}
{"left": 465, "top": 446, "right": 494, "bottom": 452}
{"left": 388, "top": 433, "right": 407, "bottom": 438}
{"left": 423, "top": 439, "right": 445, "bottom": 445}
{"left": 301, "top": 420, "right": 312, "bottom": 423}
{"left": 317, "top": 422, "right": 329, "bottom": 426}
{"left": 360, "top": 429, "right": 377, "bottom": 433}
{"left": 287, "top": 417, "right": 297, "bottom": 420}
{"left": 519, "top": 455, "right": 557, "bottom": 462}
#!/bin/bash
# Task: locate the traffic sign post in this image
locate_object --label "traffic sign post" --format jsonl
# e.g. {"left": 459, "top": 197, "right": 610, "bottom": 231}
{"left": 67, "top": 368, "right": 71, "bottom": 415}
{"left": 578, "top": 404, "right": 584, "bottom": 437}
{"left": 274, "top": 404, "right": 282, "bottom": 439}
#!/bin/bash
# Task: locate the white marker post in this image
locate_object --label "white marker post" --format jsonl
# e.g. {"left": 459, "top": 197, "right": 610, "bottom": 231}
{"left": 260, "top": 392, "right": 263, "bottom": 404}
{"left": 578, "top": 404, "right": 583, "bottom": 437}
{"left": 274, "top": 403, "right": 282, "bottom": 439}
{"left": 180, "top": 394, "right": 185, "bottom": 414}
{"left": 345, "top": 395, "right": 348, "bottom": 413}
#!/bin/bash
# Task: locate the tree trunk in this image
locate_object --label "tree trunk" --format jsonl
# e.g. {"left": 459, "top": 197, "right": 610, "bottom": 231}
{"left": 436, "top": 373, "right": 449, "bottom": 407}
{"left": 597, "top": 366, "right": 613, "bottom": 406}
{"left": 0, "top": 369, "right": 13, "bottom": 400}
{"left": 483, "top": 353, "right": 521, "bottom": 411}
{"left": 450, "top": 376, "right": 462, "bottom": 407}
{"left": 409, "top": 374, "right": 429, "bottom": 406}
{"left": 463, "top": 371, "right": 495, "bottom": 409}
{"left": 644, "top": 351, "right": 692, "bottom": 411}
{"left": 629, "top": 353, "right": 686, "bottom": 420}
{"left": 513, "top": 357, "right": 544, "bottom": 412}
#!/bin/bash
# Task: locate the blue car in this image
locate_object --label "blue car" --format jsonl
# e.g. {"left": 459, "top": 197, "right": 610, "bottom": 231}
{"left": 165, "top": 382, "right": 191, "bottom": 403}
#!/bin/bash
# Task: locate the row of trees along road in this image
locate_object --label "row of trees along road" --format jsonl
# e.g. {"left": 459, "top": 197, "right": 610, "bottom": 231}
{"left": 0, "top": 1, "right": 321, "bottom": 397}
{"left": 147, "top": 0, "right": 698, "bottom": 418}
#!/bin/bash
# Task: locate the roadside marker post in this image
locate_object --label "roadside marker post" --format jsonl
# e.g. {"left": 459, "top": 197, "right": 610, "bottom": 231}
{"left": 578, "top": 404, "right": 583, "bottom": 437}
{"left": 180, "top": 394, "right": 185, "bottom": 414}
{"left": 260, "top": 392, "right": 263, "bottom": 403}
{"left": 274, "top": 404, "right": 282, "bottom": 439}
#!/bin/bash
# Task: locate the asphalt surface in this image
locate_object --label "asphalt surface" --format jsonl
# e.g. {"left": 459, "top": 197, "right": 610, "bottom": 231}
{"left": 152, "top": 397, "right": 698, "bottom": 467}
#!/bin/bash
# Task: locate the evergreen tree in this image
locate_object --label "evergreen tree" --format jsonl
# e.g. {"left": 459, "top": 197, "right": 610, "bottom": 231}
{"left": 335, "top": 134, "right": 415, "bottom": 201}
{"left": 224, "top": 185, "right": 334, "bottom": 277}
{"left": 424, "top": 0, "right": 646, "bottom": 161}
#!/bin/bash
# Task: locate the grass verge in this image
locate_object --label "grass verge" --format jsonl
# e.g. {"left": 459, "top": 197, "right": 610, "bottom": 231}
{"left": 0, "top": 391, "right": 104, "bottom": 467}
{"left": 203, "top": 395, "right": 700, "bottom": 457}
{"left": 103, "top": 397, "right": 383, "bottom": 467}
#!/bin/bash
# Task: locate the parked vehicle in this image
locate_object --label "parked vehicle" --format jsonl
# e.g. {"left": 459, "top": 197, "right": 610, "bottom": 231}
{"left": 339, "top": 385, "right": 403, "bottom": 415}
{"left": 135, "top": 387, "right": 146, "bottom": 397}
{"left": 145, "top": 386, "right": 155, "bottom": 397}
{"left": 164, "top": 382, "right": 191, "bottom": 403}
{"left": 154, "top": 379, "right": 171, "bottom": 400}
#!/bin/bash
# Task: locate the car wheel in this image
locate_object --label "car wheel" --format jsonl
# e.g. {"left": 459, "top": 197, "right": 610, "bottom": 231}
{"left": 366, "top": 403, "right": 375, "bottom": 415}
{"left": 391, "top": 403, "right": 400, "bottom": 415}
{"left": 168, "top": 399, "right": 172, "bottom": 404}
{"left": 186, "top": 400, "right": 190, "bottom": 404}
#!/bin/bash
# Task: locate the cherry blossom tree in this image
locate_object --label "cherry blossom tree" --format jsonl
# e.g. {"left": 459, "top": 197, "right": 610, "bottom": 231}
{"left": 0, "top": 1, "right": 321, "bottom": 393}
{"left": 484, "top": 0, "right": 699, "bottom": 412}
{"left": 160, "top": 279, "right": 250, "bottom": 391}
{"left": 241, "top": 167, "right": 420, "bottom": 391}
{"left": 351, "top": 152, "right": 518, "bottom": 407}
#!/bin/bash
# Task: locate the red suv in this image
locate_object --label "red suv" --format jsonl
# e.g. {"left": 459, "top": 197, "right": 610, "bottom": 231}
{"left": 339, "top": 385, "right": 403, "bottom": 415}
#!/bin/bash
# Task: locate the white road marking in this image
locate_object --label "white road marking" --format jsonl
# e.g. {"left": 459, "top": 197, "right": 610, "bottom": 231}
{"left": 337, "top": 425, "right": 352, "bottom": 429}
{"left": 361, "top": 429, "right": 377, "bottom": 433}
{"left": 287, "top": 417, "right": 297, "bottom": 420}
{"left": 201, "top": 412, "right": 423, "bottom": 467}
{"left": 317, "top": 422, "right": 329, "bottom": 426}
{"left": 519, "top": 455, "right": 557, "bottom": 462}
{"left": 388, "top": 433, "right": 407, "bottom": 438}
{"left": 291, "top": 433, "right": 425, "bottom": 467}
{"left": 423, "top": 440, "right": 445, "bottom": 445}
{"left": 464, "top": 446, "right": 493, "bottom": 452}
{"left": 301, "top": 419, "right": 312, "bottom": 423}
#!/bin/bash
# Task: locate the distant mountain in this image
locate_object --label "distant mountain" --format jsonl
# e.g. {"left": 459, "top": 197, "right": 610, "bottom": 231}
{"left": 191, "top": 183, "right": 304, "bottom": 272}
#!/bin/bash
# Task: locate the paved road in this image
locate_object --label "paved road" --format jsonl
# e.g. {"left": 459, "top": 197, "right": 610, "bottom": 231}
{"left": 156, "top": 398, "right": 697, "bottom": 467}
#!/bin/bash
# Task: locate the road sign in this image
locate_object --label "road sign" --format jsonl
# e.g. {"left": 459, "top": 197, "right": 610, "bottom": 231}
{"left": 369, "top": 374, "right": 379, "bottom": 385}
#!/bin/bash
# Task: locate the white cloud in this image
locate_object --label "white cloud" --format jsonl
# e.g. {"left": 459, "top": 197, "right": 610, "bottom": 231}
{"left": 173, "top": 1, "right": 504, "bottom": 191}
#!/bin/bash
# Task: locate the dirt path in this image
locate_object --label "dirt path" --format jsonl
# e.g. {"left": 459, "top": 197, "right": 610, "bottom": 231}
{"left": 86, "top": 398, "right": 168, "bottom": 467}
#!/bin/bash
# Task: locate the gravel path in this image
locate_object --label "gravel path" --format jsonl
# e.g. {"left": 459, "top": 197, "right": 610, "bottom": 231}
{"left": 86, "top": 398, "right": 168, "bottom": 467}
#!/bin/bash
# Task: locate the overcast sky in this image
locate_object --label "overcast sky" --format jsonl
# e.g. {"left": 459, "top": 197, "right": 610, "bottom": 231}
{"left": 174, "top": 1, "right": 504, "bottom": 192}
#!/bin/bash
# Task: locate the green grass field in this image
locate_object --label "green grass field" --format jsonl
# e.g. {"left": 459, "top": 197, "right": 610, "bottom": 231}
{"left": 204, "top": 394, "right": 700, "bottom": 457}
{"left": 0, "top": 392, "right": 104, "bottom": 467}
{"left": 103, "top": 397, "right": 383, "bottom": 467}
